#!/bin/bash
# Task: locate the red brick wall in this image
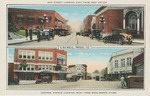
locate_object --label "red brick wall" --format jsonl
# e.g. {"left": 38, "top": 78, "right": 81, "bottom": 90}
{"left": 8, "top": 63, "right": 14, "bottom": 79}
{"left": 8, "top": 8, "right": 66, "bottom": 29}
{"left": 84, "top": 15, "right": 94, "bottom": 32}
{"left": 96, "top": 9, "right": 123, "bottom": 32}
{"left": 14, "top": 48, "right": 67, "bottom": 65}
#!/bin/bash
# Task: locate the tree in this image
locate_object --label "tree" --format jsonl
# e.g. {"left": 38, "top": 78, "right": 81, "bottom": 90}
{"left": 93, "top": 70, "right": 100, "bottom": 73}
{"left": 100, "top": 67, "right": 107, "bottom": 76}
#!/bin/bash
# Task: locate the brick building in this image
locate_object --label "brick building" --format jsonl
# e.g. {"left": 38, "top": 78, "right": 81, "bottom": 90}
{"left": 133, "top": 52, "right": 144, "bottom": 76}
{"left": 83, "top": 15, "right": 95, "bottom": 34}
{"left": 67, "top": 64, "right": 87, "bottom": 80}
{"left": 8, "top": 8, "right": 67, "bottom": 30}
{"left": 94, "top": 6, "right": 144, "bottom": 38}
{"left": 8, "top": 48, "right": 67, "bottom": 80}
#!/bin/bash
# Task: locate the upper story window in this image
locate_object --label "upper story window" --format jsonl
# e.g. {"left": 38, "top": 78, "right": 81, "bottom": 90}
{"left": 57, "top": 53, "right": 66, "bottom": 65}
{"left": 17, "top": 15, "right": 24, "bottom": 21}
{"left": 27, "top": 16, "right": 35, "bottom": 22}
{"left": 38, "top": 65, "right": 53, "bottom": 71}
{"left": 38, "top": 51, "right": 53, "bottom": 61}
{"left": 19, "top": 64, "right": 34, "bottom": 71}
{"left": 115, "top": 60, "right": 118, "bottom": 68}
{"left": 127, "top": 57, "right": 132, "bottom": 66}
{"left": 121, "top": 59, "right": 125, "bottom": 67}
{"left": 18, "top": 50, "right": 35, "bottom": 60}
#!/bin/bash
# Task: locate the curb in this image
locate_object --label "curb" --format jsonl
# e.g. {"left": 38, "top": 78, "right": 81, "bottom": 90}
{"left": 8, "top": 39, "right": 37, "bottom": 45}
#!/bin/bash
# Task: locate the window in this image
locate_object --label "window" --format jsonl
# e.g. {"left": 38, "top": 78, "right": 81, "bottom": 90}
{"left": 115, "top": 60, "right": 118, "bottom": 68}
{"left": 127, "top": 57, "right": 132, "bottom": 66}
{"left": 17, "top": 15, "right": 24, "bottom": 21}
{"left": 38, "top": 51, "right": 53, "bottom": 61}
{"left": 57, "top": 54, "right": 66, "bottom": 65}
{"left": 129, "top": 13, "right": 137, "bottom": 30}
{"left": 18, "top": 50, "right": 35, "bottom": 60}
{"left": 121, "top": 59, "right": 125, "bottom": 67}
{"left": 38, "top": 65, "right": 53, "bottom": 71}
{"left": 27, "top": 16, "right": 34, "bottom": 22}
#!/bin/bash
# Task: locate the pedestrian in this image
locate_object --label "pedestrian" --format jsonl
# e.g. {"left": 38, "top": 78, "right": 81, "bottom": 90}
{"left": 120, "top": 75, "right": 126, "bottom": 88}
{"left": 25, "top": 28, "right": 28, "bottom": 40}
{"left": 36, "top": 26, "right": 41, "bottom": 42}
{"left": 29, "top": 26, "right": 33, "bottom": 40}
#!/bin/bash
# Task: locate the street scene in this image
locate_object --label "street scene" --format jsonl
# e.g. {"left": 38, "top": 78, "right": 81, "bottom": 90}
{"left": 8, "top": 5, "right": 144, "bottom": 46}
{"left": 8, "top": 48, "right": 144, "bottom": 89}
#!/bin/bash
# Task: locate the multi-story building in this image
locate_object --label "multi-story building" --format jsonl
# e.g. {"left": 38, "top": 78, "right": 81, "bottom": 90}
{"left": 90, "top": 16, "right": 96, "bottom": 31}
{"left": 8, "top": 48, "right": 67, "bottom": 80}
{"left": 83, "top": 15, "right": 95, "bottom": 34}
{"left": 8, "top": 8, "right": 67, "bottom": 30}
{"left": 67, "top": 64, "right": 87, "bottom": 80}
{"left": 107, "top": 48, "right": 144, "bottom": 80}
{"left": 94, "top": 6, "right": 144, "bottom": 38}
{"left": 133, "top": 52, "right": 144, "bottom": 76}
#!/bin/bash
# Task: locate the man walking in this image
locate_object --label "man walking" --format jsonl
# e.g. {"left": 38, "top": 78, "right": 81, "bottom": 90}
{"left": 120, "top": 75, "right": 126, "bottom": 88}
{"left": 25, "top": 28, "right": 28, "bottom": 40}
{"left": 29, "top": 26, "right": 33, "bottom": 40}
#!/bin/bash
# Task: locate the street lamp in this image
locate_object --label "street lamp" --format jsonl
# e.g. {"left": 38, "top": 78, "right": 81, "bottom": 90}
{"left": 41, "top": 14, "right": 49, "bottom": 28}
{"left": 99, "top": 15, "right": 105, "bottom": 32}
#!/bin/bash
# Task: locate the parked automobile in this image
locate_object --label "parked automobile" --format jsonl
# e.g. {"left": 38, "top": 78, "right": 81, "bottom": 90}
{"left": 59, "top": 30, "right": 67, "bottom": 36}
{"left": 66, "top": 75, "right": 78, "bottom": 82}
{"left": 37, "top": 28, "right": 54, "bottom": 42}
{"left": 90, "top": 29, "right": 102, "bottom": 40}
{"left": 103, "top": 29, "right": 132, "bottom": 45}
{"left": 127, "top": 75, "right": 144, "bottom": 88}
{"left": 82, "top": 32, "right": 90, "bottom": 37}
{"left": 8, "top": 78, "right": 19, "bottom": 85}
{"left": 76, "top": 32, "right": 81, "bottom": 36}
{"left": 35, "top": 76, "right": 52, "bottom": 84}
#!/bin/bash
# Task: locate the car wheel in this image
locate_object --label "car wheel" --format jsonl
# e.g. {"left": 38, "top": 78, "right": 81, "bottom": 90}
{"left": 127, "top": 40, "right": 132, "bottom": 45}
{"left": 47, "top": 36, "right": 50, "bottom": 41}
{"left": 103, "top": 37, "right": 108, "bottom": 44}
{"left": 118, "top": 38, "right": 124, "bottom": 45}
{"left": 38, "top": 38, "right": 40, "bottom": 42}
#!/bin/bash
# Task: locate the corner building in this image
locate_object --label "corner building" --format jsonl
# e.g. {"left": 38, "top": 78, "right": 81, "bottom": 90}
{"left": 9, "top": 48, "right": 67, "bottom": 80}
{"left": 8, "top": 8, "right": 67, "bottom": 29}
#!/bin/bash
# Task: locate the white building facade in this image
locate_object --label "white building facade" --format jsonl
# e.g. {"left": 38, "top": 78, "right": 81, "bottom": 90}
{"left": 107, "top": 48, "right": 144, "bottom": 80}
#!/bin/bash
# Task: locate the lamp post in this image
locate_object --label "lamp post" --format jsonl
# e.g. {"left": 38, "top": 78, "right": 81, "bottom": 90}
{"left": 41, "top": 14, "right": 49, "bottom": 29}
{"left": 99, "top": 15, "right": 105, "bottom": 32}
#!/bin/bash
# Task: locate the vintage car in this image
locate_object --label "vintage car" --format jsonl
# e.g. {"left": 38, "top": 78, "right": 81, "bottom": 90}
{"left": 103, "top": 29, "right": 132, "bottom": 45}
{"left": 76, "top": 32, "right": 81, "bottom": 36}
{"left": 37, "top": 28, "right": 54, "bottom": 42}
{"left": 35, "top": 76, "right": 52, "bottom": 84}
{"left": 90, "top": 29, "right": 102, "bottom": 40}
{"left": 126, "top": 75, "right": 144, "bottom": 88}
{"left": 8, "top": 78, "right": 19, "bottom": 85}
{"left": 66, "top": 75, "right": 78, "bottom": 82}
{"left": 59, "top": 30, "right": 67, "bottom": 36}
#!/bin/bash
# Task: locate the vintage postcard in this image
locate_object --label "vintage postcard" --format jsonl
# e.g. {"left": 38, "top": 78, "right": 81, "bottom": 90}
{"left": 7, "top": 5, "right": 144, "bottom": 47}
{"left": 7, "top": 47, "right": 144, "bottom": 89}
{"left": 0, "top": 0, "right": 150, "bottom": 96}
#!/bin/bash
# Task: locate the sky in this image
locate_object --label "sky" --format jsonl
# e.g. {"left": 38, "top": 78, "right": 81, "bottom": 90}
{"left": 8, "top": 5, "right": 100, "bottom": 32}
{"left": 8, "top": 48, "right": 127, "bottom": 73}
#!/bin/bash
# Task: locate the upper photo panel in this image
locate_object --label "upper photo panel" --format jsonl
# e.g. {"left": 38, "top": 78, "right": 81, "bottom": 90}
{"left": 8, "top": 5, "right": 144, "bottom": 46}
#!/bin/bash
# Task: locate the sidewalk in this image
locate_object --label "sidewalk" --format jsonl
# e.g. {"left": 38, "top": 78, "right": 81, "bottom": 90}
{"left": 132, "top": 39, "right": 144, "bottom": 44}
{"left": 8, "top": 35, "right": 37, "bottom": 45}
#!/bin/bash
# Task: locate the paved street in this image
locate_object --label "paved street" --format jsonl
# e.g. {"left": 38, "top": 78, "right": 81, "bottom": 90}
{"left": 9, "top": 32, "right": 144, "bottom": 46}
{"left": 8, "top": 80, "right": 122, "bottom": 90}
